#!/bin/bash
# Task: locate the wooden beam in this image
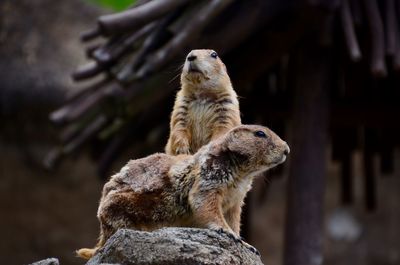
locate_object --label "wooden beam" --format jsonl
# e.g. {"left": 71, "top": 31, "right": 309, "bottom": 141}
{"left": 283, "top": 37, "right": 330, "bottom": 265}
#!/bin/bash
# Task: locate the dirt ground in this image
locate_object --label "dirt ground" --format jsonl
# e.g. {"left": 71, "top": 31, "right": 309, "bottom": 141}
{"left": 0, "top": 141, "right": 399, "bottom": 265}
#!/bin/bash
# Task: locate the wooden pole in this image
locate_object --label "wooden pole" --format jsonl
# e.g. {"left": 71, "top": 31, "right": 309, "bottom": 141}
{"left": 283, "top": 37, "right": 330, "bottom": 265}
{"left": 363, "top": 128, "right": 377, "bottom": 211}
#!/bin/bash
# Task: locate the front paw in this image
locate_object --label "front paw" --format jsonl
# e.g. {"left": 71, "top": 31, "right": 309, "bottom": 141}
{"left": 213, "top": 228, "right": 260, "bottom": 256}
{"left": 173, "top": 139, "right": 191, "bottom": 155}
{"left": 241, "top": 241, "right": 260, "bottom": 256}
{"left": 214, "top": 228, "right": 240, "bottom": 242}
{"left": 175, "top": 145, "right": 191, "bottom": 155}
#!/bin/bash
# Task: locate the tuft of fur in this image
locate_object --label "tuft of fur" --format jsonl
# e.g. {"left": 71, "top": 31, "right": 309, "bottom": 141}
{"left": 77, "top": 125, "right": 289, "bottom": 259}
{"left": 166, "top": 49, "right": 241, "bottom": 155}
{"left": 76, "top": 247, "right": 97, "bottom": 259}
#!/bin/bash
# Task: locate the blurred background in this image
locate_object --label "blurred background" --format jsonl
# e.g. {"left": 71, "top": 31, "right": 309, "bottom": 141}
{"left": 1, "top": 0, "right": 400, "bottom": 264}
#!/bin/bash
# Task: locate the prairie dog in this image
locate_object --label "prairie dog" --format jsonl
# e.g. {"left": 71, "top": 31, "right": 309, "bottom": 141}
{"left": 77, "top": 125, "right": 289, "bottom": 259}
{"left": 165, "top": 49, "right": 241, "bottom": 155}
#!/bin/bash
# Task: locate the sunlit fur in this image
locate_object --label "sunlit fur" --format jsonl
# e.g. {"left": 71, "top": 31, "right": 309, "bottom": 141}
{"left": 77, "top": 125, "right": 289, "bottom": 260}
{"left": 165, "top": 49, "right": 241, "bottom": 155}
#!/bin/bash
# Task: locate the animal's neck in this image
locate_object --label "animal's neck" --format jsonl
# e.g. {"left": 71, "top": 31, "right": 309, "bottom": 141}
{"left": 182, "top": 83, "right": 233, "bottom": 97}
{"left": 216, "top": 149, "right": 269, "bottom": 185}
{"left": 197, "top": 143, "right": 250, "bottom": 184}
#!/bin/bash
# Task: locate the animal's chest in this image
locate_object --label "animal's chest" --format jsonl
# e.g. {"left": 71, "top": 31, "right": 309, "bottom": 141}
{"left": 222, "top": 178, "right": 253, "bottom": 210}
{"left": 187, "top": 99, "right": 218, "bottom": 150}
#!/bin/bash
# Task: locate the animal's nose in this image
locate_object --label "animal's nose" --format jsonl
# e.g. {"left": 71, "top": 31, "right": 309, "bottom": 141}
{"left": 283, "top": 144, "right": 290, "bottom": 156}
{"left": 187, "top": 55, "right": 197, "bottom": 61}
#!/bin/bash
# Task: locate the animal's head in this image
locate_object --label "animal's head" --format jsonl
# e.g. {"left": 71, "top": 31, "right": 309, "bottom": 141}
{"left": 181, "top": 49, "right": 230, "bottom": 90}
{"left": 218, "top": 125, "right": 289, "bottom": 175}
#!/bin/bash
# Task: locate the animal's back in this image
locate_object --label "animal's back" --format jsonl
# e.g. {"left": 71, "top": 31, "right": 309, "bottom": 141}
{"left": 99, "top": 153, "right": 189, "bottom": 230}
{"left": 112, "top": 153, "right": 175, "bottom": 193}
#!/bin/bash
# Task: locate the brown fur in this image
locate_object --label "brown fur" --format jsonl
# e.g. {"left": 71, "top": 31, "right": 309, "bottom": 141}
{"left": 77, "top": 125, "right": 289, "bottom": 259}
{"left": 165, "top": 49, "right": 241, "bottom": 155}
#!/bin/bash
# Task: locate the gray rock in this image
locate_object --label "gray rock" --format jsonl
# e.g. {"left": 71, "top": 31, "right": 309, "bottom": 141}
{"left": 327, "top": 207, "right": 363, "bottom": 242}
{"left": 86, "top": 228, "right": 264, "bottom": 265}
{"left": 29, "top": 258, "right": 59, "bottom": 265}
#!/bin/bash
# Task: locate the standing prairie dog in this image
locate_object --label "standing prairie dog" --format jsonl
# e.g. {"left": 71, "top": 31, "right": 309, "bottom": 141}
{"left": 77, "top": 125, "right": 289, "bottom": 259}
{"left": 165, "top": 49, "right": 241, "bottom": 155}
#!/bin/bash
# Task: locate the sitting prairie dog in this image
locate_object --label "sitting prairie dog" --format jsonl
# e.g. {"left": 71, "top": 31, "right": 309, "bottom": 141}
{"left": 165, "top": 49, "right": 241, "bottom": 155}
{"left": 77, "top": 124, "right": 289, "bottom": 259}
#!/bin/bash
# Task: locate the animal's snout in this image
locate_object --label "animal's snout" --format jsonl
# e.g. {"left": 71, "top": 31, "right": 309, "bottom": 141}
{"left": 283, "top": 144, "right": 290, "bottom": 156}
{"left": 187, "top": 55, "right": 197, "bottom": 62}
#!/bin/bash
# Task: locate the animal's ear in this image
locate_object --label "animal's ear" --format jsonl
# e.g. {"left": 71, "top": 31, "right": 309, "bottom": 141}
{"left": 226, "top": 129, "right": 256, "bottom": 157}
{"left": 230, "top": 127, "right": 248, "bottom": 139}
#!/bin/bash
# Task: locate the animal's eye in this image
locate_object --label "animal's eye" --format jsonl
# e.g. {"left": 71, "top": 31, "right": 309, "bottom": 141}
{"left": 210, "top": 51, "right": 218, "bottom": 58}
{"left": 254, "top": 131, "right": 267, "bottom": 138}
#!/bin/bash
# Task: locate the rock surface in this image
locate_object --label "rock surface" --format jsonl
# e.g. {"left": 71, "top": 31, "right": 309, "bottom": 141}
{"left": 86, "top": 228, "right": 264, "bottom": 265}
{"left": 29, "top": 258, "right": 59, "bottom": 265}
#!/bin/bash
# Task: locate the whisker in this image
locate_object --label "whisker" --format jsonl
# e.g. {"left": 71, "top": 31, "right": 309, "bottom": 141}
{"left": 175, "top": 62, "right": 184, "bottom": 71}
{"left": 263, "top": 177, "right": 271, "bottom": 184}
{"left": 263, "top": 170, "right": 272, "bottom": 184}
{"left": 169, "top": 63, "right": 184, "bottom": 84}
{"left": 169, "top": 72, "right": 181, "bottom": 84}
